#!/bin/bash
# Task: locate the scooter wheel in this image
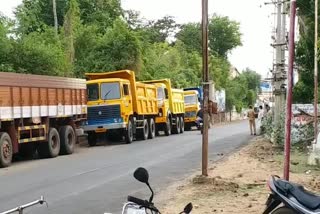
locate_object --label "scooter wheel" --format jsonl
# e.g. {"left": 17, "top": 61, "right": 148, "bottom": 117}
{"left": 271, "top": 207, "right": 296, "bottom": 214}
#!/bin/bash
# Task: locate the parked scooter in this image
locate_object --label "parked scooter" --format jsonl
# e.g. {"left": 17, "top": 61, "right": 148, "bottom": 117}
{"left": 122, "top": 167, "right": 193, "bottom": 214}
{"left": 263, "top": 175, "right": 320, "bottom": 214}
{"left": 0, "top": 196, "right": 46, "bottom": 214}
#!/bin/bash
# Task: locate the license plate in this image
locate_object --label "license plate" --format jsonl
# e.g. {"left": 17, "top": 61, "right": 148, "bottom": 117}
{"left": 95, "top": 128, "right": 107, "bottom": 133}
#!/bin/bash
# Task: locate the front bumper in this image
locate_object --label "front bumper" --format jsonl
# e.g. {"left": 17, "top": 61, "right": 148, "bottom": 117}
{"left": 83, "top": 122, "right": 127, "bottom": 132}
{"left": 184, "top": 117, "right": 197, "bottom": 123}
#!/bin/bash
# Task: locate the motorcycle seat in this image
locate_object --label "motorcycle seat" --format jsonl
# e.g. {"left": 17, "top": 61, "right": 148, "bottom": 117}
{"left": 275, "top": 179, "right": 320, "bottom": 210}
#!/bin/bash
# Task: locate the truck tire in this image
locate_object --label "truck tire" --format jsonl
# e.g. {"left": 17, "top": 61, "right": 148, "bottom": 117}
{"left": 173, "top": 117, "right": 181, "bottom": 134}
{"left": 164, "top": 117, "right": 171, "bottom": 136}
{"left": 0, "top": 132, "right": 13, "bottom": 168}
{"left": 140, "top": 119, "right": 149, "bottom": 140}
{"left": 59, "top": 125, "right": 75, "bottom": 155}
{"left": 87, "top": 132, "right": 97, "bottom": 147}
{"left": 38, "top": 128, "right": 60, "bottom": 158}
{"left": 125, "top": 119, "right": 134, "bottom": 144}
{"left": 148, "top": 118, "right": 156, "bottom": 139}
{"left": 180, "top": 116, "right": 184, "bottom": 133}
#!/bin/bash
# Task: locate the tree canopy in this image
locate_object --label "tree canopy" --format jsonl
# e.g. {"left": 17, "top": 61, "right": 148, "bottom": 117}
{"left": 0, "top": 0, "right": 260, "bottom": 112}
{"left": 293, "top": 0, "right": 319, "bottom": 103}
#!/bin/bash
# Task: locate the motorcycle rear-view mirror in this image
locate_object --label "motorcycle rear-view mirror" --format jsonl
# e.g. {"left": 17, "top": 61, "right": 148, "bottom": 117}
{"left": 183, "top": 203, "right": 193, "bottom": 213}
{"left": 178, "top": 202, "right": 193, "bottom": 214}
{"left": 134, "top": 167, "right": 149, "bottom": 184}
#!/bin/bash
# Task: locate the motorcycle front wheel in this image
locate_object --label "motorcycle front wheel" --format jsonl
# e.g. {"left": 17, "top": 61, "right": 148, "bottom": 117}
{"left": 271, "top": 207, "right": 297, "bottom": 214}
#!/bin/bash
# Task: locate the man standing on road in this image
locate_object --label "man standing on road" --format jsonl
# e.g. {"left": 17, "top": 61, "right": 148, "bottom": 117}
{"left": 247, "top": 105, "right": 256, "bottom": 135}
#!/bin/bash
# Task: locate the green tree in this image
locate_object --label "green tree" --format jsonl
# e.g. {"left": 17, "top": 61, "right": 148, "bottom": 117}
{"left": 176, "top": 15, "right": 242, "bottom": 57}
{"left": 225, "top": 78, "right": 247, "bottom": 113}
{"left": 139, "top": 41, "right": 202, "bottom": 88}
{"left": 76, "top": 19, "right": 142, "bottom": 75}
{"left": 209, "top": 55, "right": 230, "bottom": 90}
{"left": 15, "top": 0, "right": 67, "bottom": 34}
{"left": 293, "top": 0, "right": 319, "bottom": 103}
{"left": 0, "top": 15, "right": 14, "bottom": 71}
{"left": 15, "top": 0, "right": 122, "bottom": 34}
{"left": 63, "top": 0, "right": 81, "bottom": 76}
{"left": 241, "top": 68, "right": 261, "bottom": 91}
{"left": 10, "top": 28, "right": 67, "bottom": 75}
{"left": 78, "top": 0, "right": 122, "bottom": 32}
{"left": 176, "top": 23, "right": 201, "bottom": 53}
{"left": 209, "top": 15, "right": 242, "bottom": 57}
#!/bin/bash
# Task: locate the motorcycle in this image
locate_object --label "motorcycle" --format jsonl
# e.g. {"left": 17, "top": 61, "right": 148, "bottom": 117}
{"left": 263, "top": 175, "right": 320, "bottom": 214}
{"left": 0, "top": 196, "right": 46, "bottom": 214}
{"left": 195, "top": 117, "right": 203, "bottom": 134}
{"left": 121, "top": 167, "right": 193, "bottom": 214}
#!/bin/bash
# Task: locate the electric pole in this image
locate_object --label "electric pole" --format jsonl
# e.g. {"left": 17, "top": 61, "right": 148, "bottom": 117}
{"left": 273, "top": 0, "right": 286, "bottom": 125}
{"left": 201, "top": 0, "right": 209, "bottom": 176}
{"left": 284, "top": 0, "right": 296, "bottom": 181}
{"left": 281, "top": 1, "right": 288, "bottom": 109}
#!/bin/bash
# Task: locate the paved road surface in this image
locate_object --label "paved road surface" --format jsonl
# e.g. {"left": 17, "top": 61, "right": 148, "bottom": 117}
{"left": 0, "top": 121, "right": 251, "bottom": 214}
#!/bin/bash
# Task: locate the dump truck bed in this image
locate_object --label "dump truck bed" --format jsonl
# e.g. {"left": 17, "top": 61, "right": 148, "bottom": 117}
{"left": 135, "top": 82, "right": 158, "bottom": 115}
{"left": 142, "top": 79, "right": 184, "bottom": 115}
{"left": 171, "top": 89, "right": 185, "bottom": 114}
{"left": 0, "top": 72, "right": 87, "bottom": 121}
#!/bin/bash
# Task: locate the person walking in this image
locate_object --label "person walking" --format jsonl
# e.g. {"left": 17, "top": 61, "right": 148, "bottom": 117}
{"left": 247, "top": 105, "right": 256, "bottom": 135}
{"left": 258, "top": 105, "right": 264, "bottom": 122}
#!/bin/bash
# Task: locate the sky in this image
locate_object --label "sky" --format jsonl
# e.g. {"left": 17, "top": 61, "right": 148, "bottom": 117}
{"left": 0, "top": 0, "right": 275, "bottom": 78}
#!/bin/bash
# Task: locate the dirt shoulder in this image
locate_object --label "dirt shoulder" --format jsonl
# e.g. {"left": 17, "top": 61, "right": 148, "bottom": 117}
{"left": 159, "top": 137, "right": 320, "bottom": 214}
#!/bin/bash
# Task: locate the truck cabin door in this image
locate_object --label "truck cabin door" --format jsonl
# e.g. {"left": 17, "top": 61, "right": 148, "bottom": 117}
{"left": 122, "top": 83, "right": 132, "bottom": 118}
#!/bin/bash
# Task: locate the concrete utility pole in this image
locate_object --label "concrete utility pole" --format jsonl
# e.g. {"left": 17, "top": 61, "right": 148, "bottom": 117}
{"left": 281, "top": 1, "right": 288, "bottom": 109}
{"left": 273, "top": 0, "right": 286, "bottom": 125}
{"left": 201, "top": 0, "right": 209, "bottom": 176}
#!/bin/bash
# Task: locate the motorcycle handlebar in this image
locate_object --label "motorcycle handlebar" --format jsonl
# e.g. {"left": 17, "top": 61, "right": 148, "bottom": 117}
{"left": 127, "top": 196, "right": 149, "bottom": 207}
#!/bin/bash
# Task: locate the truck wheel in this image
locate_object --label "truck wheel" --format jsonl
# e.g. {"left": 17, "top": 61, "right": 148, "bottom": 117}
{"left": 180, "top": 116, "right": 184, "bottom": 133}
{"left": 125, "top": 119, "right": 134, "bottom": 144}
{"left": 148, "top": 118, "right": 156, "bottom": 139}
{"left": 173, "top": 117, "right": 181, "bottom": 134}
{"left": 38, "top": 128, "right": 60, "bottom": 158}
{"left": 59, "top": 125, "right": 75, "bottom": 155}
{"left": 140, "top": 119, "right": 149, "bottom": 140}
{"left": 164, "top": 117, "right": 171, "bottom": 136}
{"left": 0, "top": 132, "right": 13, "bottom": 168}
{"left": 87, "top": 132, "right": 97, "bottom": 147}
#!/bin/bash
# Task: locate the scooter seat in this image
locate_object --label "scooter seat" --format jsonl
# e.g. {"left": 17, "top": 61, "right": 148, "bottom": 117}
{"left": 275, "top": 179, "right": 320, "bottom": 210}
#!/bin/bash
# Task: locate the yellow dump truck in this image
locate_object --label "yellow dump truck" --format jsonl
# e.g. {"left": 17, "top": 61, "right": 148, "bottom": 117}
{"left": 84, "top": 70, "right": 158, "bottom": 145}
{"left": 143, "top": 79, "right": 185, "bottom": 136}
{"left": 183, "top": 90, "right": 201, "bottom": 131}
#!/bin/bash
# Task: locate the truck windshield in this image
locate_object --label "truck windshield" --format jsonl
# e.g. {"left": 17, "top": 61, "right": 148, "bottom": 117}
{"left": 157, "top": 87, "right": 165, "bottom": 100}
{"left": 101, "top": 82, "right": 121, "bottom": 100}
{"left": 184, "top": 95, "right": 197, "bottom": 105}
{"left": 87, "top": 84, "right": 99, "bottom": 101}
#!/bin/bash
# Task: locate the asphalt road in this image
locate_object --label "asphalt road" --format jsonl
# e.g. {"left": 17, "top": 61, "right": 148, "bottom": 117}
{"left": 0, "top": 120, "right": 251, "bottom": 214}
